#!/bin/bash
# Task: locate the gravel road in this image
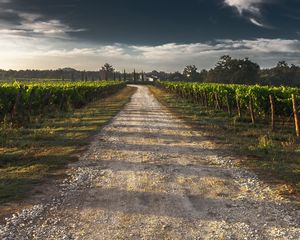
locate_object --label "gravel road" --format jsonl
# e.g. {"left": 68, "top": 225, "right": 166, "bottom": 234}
{"left": 1, "top": 85, "right": 299, "bottom": 240}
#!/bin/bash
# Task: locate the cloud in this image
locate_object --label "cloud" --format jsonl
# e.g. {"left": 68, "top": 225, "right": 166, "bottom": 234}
{"left": 1, "top": 37, "right": 300, "bottom": 71}
{"left": 224, "top": 0, "right": 263, "bottom": 14}
{"left": 249, "top": 18, "right": 265, "bottom": 27}
{"left": 224, "top": 0, "right": 268, "bottom": 28}
{"left": 220, "top": 38, "right": 300, "bottom": 53}
{"left": 0, "top": 3, "right": 85, "bottom": 39}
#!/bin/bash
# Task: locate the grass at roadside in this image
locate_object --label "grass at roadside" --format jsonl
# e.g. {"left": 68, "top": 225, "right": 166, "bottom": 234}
{"left": 0, "top": 86, "right": 136, "bottom": 205}
{"left": 149, "top": 86, "right": 300, "bottom": 200}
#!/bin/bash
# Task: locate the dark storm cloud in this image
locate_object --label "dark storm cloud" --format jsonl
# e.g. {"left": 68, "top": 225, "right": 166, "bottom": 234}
{"left": 1, "top": 0, "right": 299, "bottom": 44}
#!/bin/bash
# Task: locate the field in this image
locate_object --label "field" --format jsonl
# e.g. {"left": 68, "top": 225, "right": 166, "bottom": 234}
{"left": 0, "top": 82, "right": 300, "bottom": 239}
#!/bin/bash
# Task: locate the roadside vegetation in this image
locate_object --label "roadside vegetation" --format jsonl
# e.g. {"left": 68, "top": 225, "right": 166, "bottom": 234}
{"left": 0, "top": 80, "right": 125, "bottom": 126}
{"left": 150, "top": 86, "right": 300, "bottom": 200}
{"left": 0, "top": 86, "right": 136, "bottom": 209}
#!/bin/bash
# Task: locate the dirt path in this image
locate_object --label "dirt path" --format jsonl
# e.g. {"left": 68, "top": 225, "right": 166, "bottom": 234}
{"left": 1, "top": 85, "right": 299, "bottom": 240}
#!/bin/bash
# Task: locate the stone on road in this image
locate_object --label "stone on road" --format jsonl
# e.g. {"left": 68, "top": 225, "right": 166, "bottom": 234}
{"left": 1, "top": 85, "right": 299, "bottom": 240}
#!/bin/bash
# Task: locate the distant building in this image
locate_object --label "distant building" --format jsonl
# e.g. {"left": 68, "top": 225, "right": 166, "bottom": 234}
{"left": 145, "top": 75, "right": 159, "bottom": 82}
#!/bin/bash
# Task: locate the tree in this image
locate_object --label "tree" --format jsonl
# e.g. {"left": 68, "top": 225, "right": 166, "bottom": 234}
{"left": 81, "top": 71, "right": 85, "bottom": 81}
{"left": 133, "top": 69, "right": 137, "bottom": 82}
{"left": 141, "top": 71, "right": 145, "bottom": 81}
{"left": 208, "top": 55, "right": 233, "bottom": 83}
{"left": 199, "top": 69, "right": 208, "bottom": 82}
{"left": 98, "top": 69, "right": 102, "bottom": 80}
{"left": 183, "top": 65, "right": 199, "bottom": 81}
{"left": 233, "top": 58, "right": 260, "bottom": 84}
{"left": 71, "top": 72, "right": 75, "bottom": 81}
{"left": 101, "top": 63, "right": 115, "bottom": 80}
{"left": 207, "top": 56, "right": 259, "bottom": 84}
{"left": 276, "top": 61, "right": 289, "bottom": 70}
{"left": 123, "top": 69, "right": 126, "bottom": 81}
{"left": 148, "top": 70, "right": 168, "bottom": 81}
{"left": 274, "top": 61, "right": 293, "bottom": 85}
{"left": 169, "top": 71, "right": 183, "bottom": 81}
{"left": 260, "top": 61, "right": 295, "bottom": 86}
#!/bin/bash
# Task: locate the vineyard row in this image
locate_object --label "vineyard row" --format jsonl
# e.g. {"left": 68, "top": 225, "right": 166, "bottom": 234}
{"left": 0, "top": 80, "right": 126, "bottom": 125}
{"left": 157, "top": 81, "right": 300, "bottom": 136}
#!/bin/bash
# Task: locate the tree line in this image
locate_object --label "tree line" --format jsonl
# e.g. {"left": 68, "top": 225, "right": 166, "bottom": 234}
{"left": 0, "top": 66, "right": 121, "bottom": 82}
{"left": 0, "top": 63, "right": 155, "bottom": 82}
{"left": 1, "top": 57, "right": 300, "bottom": 87}
{"left": 169, "top": 56, "right": 300, "bottom": 87}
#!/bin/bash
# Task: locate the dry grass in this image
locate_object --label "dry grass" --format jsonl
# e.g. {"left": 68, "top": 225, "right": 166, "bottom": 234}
{"left": 150, "top": 86, "right": 300, "bottom": 200}
{"left": 0, "top": 86, "right": 136, "bottom": 206}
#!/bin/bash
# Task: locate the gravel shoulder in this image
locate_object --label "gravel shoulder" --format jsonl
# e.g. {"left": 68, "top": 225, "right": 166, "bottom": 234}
{"left": 1, "top": 85, "right": 299, "bottom": 240}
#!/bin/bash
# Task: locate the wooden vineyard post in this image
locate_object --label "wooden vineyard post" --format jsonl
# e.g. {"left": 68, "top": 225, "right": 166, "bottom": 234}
{"left": 249, "top": 96, "right": 255, "bottom": 125}
{"left": 215, "top": 93, "right": 221, "bottom": 110}
{"left": 59, "top": 93, "right": 66, "bottom": 111}
{"left": 236, "top": 96, "right": 241, "bottom": 118}
{"left": 194, "top": 91, "right": 198, "bottom": 103}
{"left": 200, "top": 91, "right": 205, "bottom": 106}
{"left": 28, "top": 88, "right": 35, "bottom": 116}
{"left": 12, "top": 88, "right": 22, "bottom": 123}
{"left": 199, "top": 90, "right": 203, "bottom": 104}
{"left": 226, "top": 94, "right": 232, "bottom": 116}
{"left": 269, "top": 95, "right": 275, "bottom": 131}
{"left": 214, "top": 93, "right": 217, "bottom": 109}
{"left": 204, "top": 91, "right": 208, "bottom": 107}
{"left": 292, "top": 94, "right": 300, "bottom": 137}
{"left": 199, "top": 91, "right": 204, "bottom": 106}
{"left": 41, "top": 91, "right": 50, "bottom": 113}
{"left": 217, "top": 94, "right": 221, "bottom": 110}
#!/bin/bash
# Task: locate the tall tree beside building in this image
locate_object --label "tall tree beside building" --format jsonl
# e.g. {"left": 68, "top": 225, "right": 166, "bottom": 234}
{"left": 101, "top": 63, "right": 115, "bottom": 80}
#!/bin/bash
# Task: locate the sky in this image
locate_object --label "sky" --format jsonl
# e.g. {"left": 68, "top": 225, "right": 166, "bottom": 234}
{"left": 0, "top": 0, "right": 300, "bottom": 72}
